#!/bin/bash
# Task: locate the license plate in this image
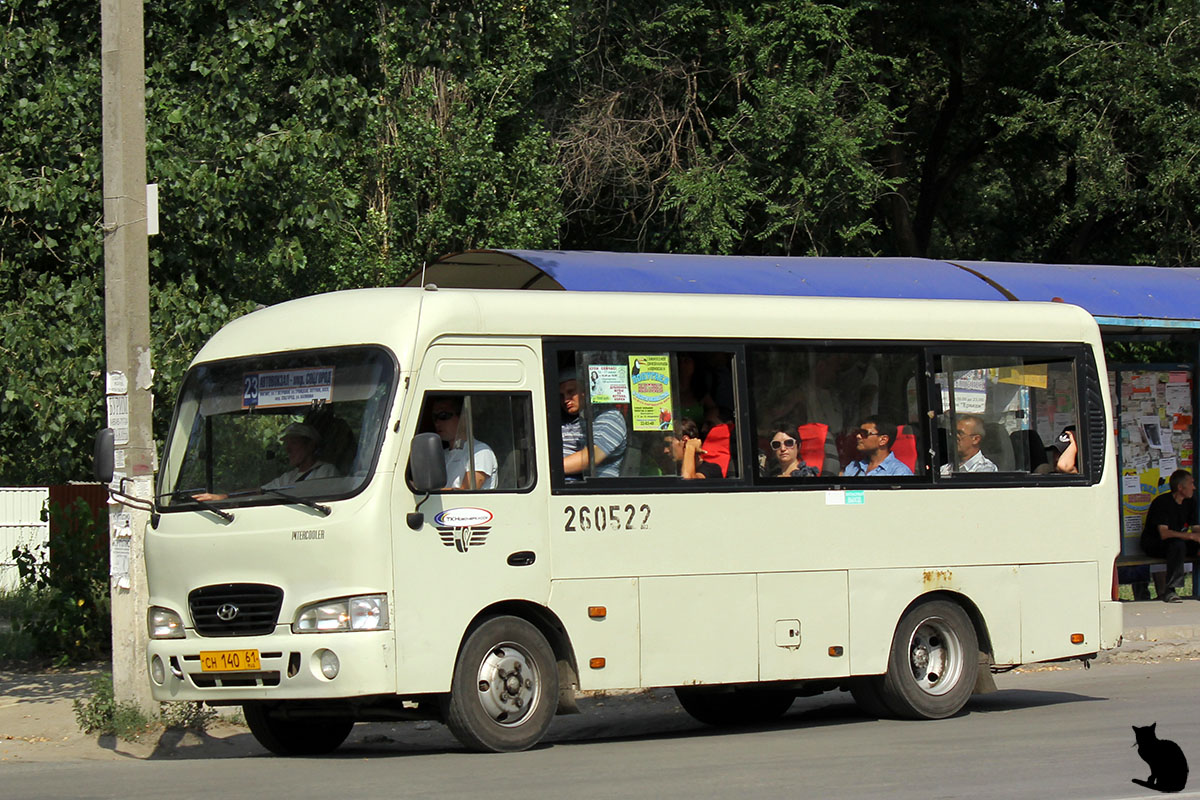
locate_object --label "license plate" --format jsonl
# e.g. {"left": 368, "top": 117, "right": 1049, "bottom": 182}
{"left": 199, "top": 649, "right": 261, "bottom": 672}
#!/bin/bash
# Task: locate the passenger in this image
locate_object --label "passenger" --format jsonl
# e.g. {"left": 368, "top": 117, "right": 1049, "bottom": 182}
{"left": 1052, "top": 426, "right": 1079, "bottom": 474}
{"left": 430, "top": 396, "right": 497, "bottom": 490}
{"left": 940, "top": 414, "right": 997, "bottom": 475}
{"left": 1140, "top": 469, "right": 1200, "bottom": 603}
{"left": 676, "top": 354, "right": 718, "bottom": 426}
{"left": 841, "top": 419, "right": 913, "bottom": 477}
{"left": 193, "top": 422, "right": 337, "bottom": 501}
{"left": 766, "top": 423, "right": 820, "bottom": 478}
{"left": 560, "top": 371, "right": 626, "bottom": 479}
{"left": 664, "top": 419, "right": 722, "bottom": 479}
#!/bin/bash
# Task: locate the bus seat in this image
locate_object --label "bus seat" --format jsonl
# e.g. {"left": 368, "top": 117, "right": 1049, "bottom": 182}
{"left": 497, "top": 447, "right": 520, "bottom": 490}
{"left": 893, "top": 425, "right": 918, "bottom": 472}
{"left": 982, "top": 422, "right": 1015, "bottom": 471}
{"left": 701, "top": 422, "right": 732, "bottom": 477}
{"left": 619, "top": 441, "right": 643, "bottom": 477}
{"left": 1010, "top": 429, "right": 1048, "bottom": 472}
{"left": 797, "top": 423, "right": 829, "bottom": 471}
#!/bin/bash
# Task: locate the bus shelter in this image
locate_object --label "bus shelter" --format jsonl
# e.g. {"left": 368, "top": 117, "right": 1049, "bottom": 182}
{"left": 417, "top": 251, "right": 1200, "bottom": 582}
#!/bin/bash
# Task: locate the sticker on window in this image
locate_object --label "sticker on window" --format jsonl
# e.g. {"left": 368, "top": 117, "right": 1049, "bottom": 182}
{"left": 629, "top": 354, "right": 672, "bottom": 431}
{"left": 243, "top": 367, "right": 334, "bottom": 409}
{"left": 587, "top": 365, "right": 629, "bottom": 404}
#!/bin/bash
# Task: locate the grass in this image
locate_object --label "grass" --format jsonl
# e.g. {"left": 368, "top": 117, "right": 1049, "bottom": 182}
{"left": 1116, "top": 573, "right": 1193, "bottom": 601}
{"left": 0, "top": 586, "right": 39, "bottom": 664}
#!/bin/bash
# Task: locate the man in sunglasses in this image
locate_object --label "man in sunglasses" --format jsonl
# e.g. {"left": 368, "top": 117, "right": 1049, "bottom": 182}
{"left": 940, "top": 414, "right": 997, "bottom": 475}
{"left": 430, "top": 396, "right": 497, "bottom": 490}
{"left": 841, "top": 419, "right": 913, "bottom": 477}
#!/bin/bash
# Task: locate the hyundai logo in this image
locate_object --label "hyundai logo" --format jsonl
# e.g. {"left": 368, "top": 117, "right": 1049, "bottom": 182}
{"left": 216, "top": 603, "right": 240, "bottom": 621}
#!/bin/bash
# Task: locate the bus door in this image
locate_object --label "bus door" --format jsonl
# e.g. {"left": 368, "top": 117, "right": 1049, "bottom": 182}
{"left": 391, "top": 343, "right": 548, "bottom": 694}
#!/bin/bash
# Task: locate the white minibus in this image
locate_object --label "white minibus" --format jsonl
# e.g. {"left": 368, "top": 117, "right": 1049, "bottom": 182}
{"left": 142, "top": 274, "right": 1122, "bottom": 754}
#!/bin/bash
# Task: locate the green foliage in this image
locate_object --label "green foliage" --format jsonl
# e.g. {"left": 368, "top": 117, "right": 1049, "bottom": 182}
{"left": 159, "top": 700, "right": 218, "bottom": 732}
{"left": 73, "top": 672, "right": 152, "bottom": 740}
{"left": 10, "top": 499, "right": 110, "bottom": 663}
{"left": 4, "top": 0, "right": 1200, "bottom": 487}
{"left": 0, "top": 587, "right": 39, "bottom": 663}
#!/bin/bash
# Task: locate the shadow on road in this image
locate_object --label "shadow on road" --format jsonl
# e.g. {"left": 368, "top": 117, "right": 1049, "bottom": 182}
{"left": 124, "top": 685, "right": 1106, "bottom": 761}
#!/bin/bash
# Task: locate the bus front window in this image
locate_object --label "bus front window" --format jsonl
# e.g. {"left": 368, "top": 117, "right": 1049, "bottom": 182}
{"left": 158, "top": 347, "right": 396, "bottom": 508}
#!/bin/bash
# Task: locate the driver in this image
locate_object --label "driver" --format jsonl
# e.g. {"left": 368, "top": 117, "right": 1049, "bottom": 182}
{"left": 193, "top": 422, "right": 337, "bottom": 501}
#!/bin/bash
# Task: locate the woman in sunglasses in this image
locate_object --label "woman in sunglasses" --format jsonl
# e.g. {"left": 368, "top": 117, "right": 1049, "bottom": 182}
{"left": 766, "top": 423, "right": 820, "bottom": 478}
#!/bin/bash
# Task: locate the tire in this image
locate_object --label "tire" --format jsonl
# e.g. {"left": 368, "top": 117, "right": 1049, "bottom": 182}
{"left": 675, "top": 687, "right": 795, "bottom": 726}
{"left": 877, "top": 599, "right": 978, "bottom": 720}
{"left": 243, "top": 703, "right": 354, "bottom": 756}
{"left": 442, "top": 615, "right": 557, "bottom": 752}
{"left": 848, "top": 678, "right": 894, "bottom": 718}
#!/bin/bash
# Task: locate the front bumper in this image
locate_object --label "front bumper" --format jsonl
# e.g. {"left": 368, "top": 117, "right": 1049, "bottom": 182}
{"left": 148, "top": 627, "right": 395, "bottom": 703}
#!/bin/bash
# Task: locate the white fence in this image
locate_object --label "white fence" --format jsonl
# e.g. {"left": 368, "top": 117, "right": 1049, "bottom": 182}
{"left": 0, "top": 487, "right": 49, "bottom": 591}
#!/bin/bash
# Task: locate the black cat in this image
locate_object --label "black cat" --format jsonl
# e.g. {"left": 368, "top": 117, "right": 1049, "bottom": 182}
{"left": 1132, "top": 723, "right": 1189, "bottom": 793}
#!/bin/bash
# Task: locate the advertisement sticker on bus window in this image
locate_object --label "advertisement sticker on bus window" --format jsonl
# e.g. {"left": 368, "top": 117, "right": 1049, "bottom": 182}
{"left": 942, "top": 370, "right": 987, "bottom": 414}
{"left": 825, "top": 490, "right": 865, "bottom": 506}
{"left": 629, "top": 354, "right": 672, "bottom": 431}
{"left": 587, "top": 365, "right": 629, "bottom": 404}
{"left": 242, "top": 367, "right": 334, "bottom": 409}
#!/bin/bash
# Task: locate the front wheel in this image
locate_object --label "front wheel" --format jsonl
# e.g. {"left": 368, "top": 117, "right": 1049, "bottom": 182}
{"left": 442, "top": 615, "right": 557, "bottom": 752}
{"left": 675, "top": 687, "right": 795, "bottom": 726}
{"left": 243, "top": 704, "right": 354, "bottom": 756}
{"left": 877, "top": 599, "right": 978, "bottom": 720}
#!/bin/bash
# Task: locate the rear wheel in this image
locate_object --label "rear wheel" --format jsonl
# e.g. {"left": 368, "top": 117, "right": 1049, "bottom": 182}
{"left": 442, "top": 615, "right": 557, "bottom": 752}
{"left": 877, "top": 600, "right": 978, "bottom": 720}
{"left": 675, "top": 687, "right": 795, "bottom": 726}
{"left": 243, "top": 704, "right": 354, "bottom": 756}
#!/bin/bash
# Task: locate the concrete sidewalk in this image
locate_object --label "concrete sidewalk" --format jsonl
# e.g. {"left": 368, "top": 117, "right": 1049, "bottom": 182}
{"left": 1099, "top": 596, "right": 1200, "bottom": 664}
{"left": 1, "top": 598, "right": 1198, "bottom": 762}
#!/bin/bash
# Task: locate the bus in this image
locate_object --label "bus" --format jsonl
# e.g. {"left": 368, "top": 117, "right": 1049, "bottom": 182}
{"left": 139, "top": 272, "right": 1122, "bottom": 755}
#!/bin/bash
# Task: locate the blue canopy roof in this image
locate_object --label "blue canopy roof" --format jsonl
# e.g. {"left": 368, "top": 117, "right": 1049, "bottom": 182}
{"left": 420, "top": 250, "right": 1200, "bottom": 330}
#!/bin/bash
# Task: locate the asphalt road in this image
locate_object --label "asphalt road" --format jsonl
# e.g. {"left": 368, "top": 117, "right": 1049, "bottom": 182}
{"left": 7, "top": 660, "right": 1200, "bottom": 800}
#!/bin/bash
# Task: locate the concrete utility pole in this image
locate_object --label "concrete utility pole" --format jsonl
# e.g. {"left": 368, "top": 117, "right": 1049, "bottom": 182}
{"left": 101, "top": 0, "right": 154, "bottom": 712}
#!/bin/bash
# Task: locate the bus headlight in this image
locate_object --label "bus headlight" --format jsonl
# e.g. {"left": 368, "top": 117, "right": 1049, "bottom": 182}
{"left": 148, "top": 606, "right": 185, "bottom": 639}
{"left": 293, "top": 594, "right": 389, "bottom": 633}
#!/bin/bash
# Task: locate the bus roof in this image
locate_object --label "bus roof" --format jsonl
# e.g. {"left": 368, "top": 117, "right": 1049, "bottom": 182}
{"left": 418, "top": 250, "right": 1200, "bottom": 331}
{"left": 193, "top": 286, "right": 1102, "bottom": 367}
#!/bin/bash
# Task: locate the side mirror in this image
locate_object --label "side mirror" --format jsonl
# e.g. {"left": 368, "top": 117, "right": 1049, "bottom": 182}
{"left": 408, "top": 432, "right": 447, "bottom": 493}
{"left": 94, "top": 428, "right": 115, "bottom": 483}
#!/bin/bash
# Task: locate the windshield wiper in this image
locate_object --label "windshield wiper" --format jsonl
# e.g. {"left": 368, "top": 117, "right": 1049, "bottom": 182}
{"left": 261, "top": 488, "right": 331, "bottom": 516}
{"left": 161, "top": 490, "right": 235, "bottom": 523}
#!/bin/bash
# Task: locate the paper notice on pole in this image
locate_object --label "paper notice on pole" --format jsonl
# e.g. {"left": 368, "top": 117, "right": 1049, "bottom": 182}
{"left": 106, "top": 371, "right": 128, "bottom": 395}
{"left": 1124, "top": 515, "right": 1145, "bottom": 536}
{"left": 1122, "top": 473, "right": 1141, "bottom": 495}
{"left": 1160, "top": 456, "right": 1179, "bottom": 474}
{"left": 110, "top": 514, "right": 132, "bottom": 580}
{"left": 106, "top": 394, "right": 129, "bottom": 444}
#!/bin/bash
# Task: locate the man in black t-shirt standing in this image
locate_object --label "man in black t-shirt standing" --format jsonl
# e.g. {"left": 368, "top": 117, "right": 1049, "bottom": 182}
{"left": 1141, "top": 469, "right": 1200, "bottom": 603}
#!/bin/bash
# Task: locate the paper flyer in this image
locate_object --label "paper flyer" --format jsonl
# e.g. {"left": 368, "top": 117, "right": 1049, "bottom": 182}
{"left": 629, "top": 355, "right": 672, "bottom": 431}
{"left": 587, "top": 365, "right": 629, "bottom": 404}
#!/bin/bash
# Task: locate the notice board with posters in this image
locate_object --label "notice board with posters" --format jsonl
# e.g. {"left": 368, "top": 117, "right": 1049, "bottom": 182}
{"left": 1111, "top": 365, "right": 1195, "bottom": 556}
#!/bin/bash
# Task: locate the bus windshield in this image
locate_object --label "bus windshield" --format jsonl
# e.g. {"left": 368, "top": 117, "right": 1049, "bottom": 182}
{"left": 158, "top": 346, "right": 396, "bottom": 509}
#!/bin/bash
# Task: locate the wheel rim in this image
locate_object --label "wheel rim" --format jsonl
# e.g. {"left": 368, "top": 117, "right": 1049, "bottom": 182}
{"left": 474, "top": 640, "right": 542, "bottom": 727}
{"left": 906, "top": 615, "right": 964, "bottom": 696}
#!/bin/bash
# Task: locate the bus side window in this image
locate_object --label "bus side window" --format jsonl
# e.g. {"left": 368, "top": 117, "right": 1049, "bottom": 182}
{"left": 556, "top": 348, "right": 738, "bottom": 482}
{"left": 935, "top": 354, "right": 1080, "bottom": 478}
{"left": 747, "top": 346, "right": 923, "bottom": 480}
{"left": 414, "top": 392, "right": 535, "bottom": 491}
